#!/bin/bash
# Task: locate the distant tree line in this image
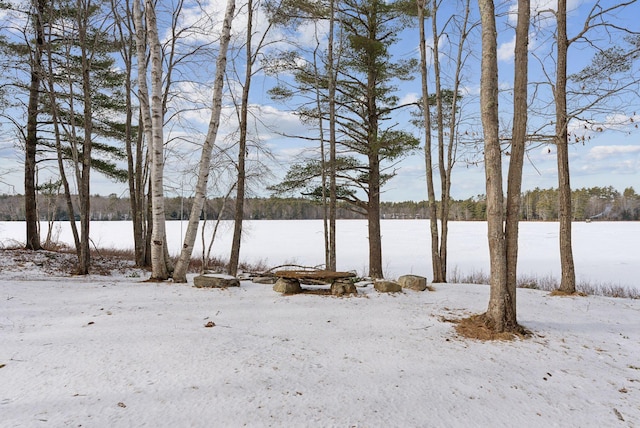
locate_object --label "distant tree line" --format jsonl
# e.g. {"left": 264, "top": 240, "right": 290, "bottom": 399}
{"left": 1, "top": 186, "right": 638, "bottom": 222}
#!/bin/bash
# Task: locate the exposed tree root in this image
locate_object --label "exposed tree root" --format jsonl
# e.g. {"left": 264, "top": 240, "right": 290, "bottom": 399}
{"left": 454, "top": 313, "right": 531, "bottom": 341}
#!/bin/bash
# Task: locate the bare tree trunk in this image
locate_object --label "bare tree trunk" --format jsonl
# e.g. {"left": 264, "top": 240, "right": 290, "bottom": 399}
{"left": 477, "top": 0, "right": 528, "bottom": 334}
{"left": 113, "top": 0, "right": 148, "bottom": 267}
{"left": 368, "top": 153, "right": 383, "bottom": 278}
{"left": 555, "top": 0, "right": 576, "bottom": 293}
{"left": 504, "top": 0, "right": 530, "bottom": 324}
{"left": 228, "top": 0, "right": 252, "bottom": 277}
{"left": 327, "top": 0, "right": 337, "bottom": 272}
{"left": 138, "top": 0, "right": 169, "bottom": 280}
{"left": 431, "top": 0, "right": 447, "bottom": 283}
{"left": 77, "top": 0, "right": 93, "bottom": 275}
{"left": 25, "top": 0, "right": 46, "bottom": 251}
{"left": 204, "top": 184, "right": 235, "bottom": 270}
{"left": 440, "top": 0, "right": 471, "bottom": 282}
{"left": 144, "top": 177, "right": 152, "bottom": 265}
{"left": 311, "top": 40, "right": 329, "bottom": 269}
{"left": 42, "top": 25, "right": 80, "bottom": 254}
{"left": 478, "top": 0, "right": 511, "bottom": 332}
{"left": 418, "top": 0, "right": 441, "bottom": 283}
{"left": 172, "top": 0, "right": 235, "bottom": 283}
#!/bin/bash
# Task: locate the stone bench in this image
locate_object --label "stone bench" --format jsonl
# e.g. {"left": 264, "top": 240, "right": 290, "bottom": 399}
{"left": 272, "top": 270, "right": 357, "bottom": 296}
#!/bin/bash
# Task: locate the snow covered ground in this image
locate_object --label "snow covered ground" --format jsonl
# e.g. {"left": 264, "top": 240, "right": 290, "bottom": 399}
{"left": 1, "top": 221, "right": 639, "bottom": 426}
{"left": 1, "top": 262, "right": 639, "bottom": 427}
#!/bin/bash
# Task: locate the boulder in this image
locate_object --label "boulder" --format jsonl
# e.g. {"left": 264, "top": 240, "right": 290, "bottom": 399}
{"left": 273, "top": 278, "right": 302, "bottom": 294}
{"left": 374, "top": 280, "right": 402, "bottom": 293}
{"left": 193, "top": 274, "right": 240, "bottom": 288}
{"left": 331, "top": 280, "right": 358, "bottom": 296}
{"left": 398, "top": 274, "right": 428, "bottom": 291}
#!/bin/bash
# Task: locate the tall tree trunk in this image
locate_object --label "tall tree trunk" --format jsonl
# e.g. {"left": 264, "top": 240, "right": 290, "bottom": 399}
{"left": 327, "top": 0, "right": 337, "bottom": 272}
{"left": 42, "top": 18, "right": 80, "bottom": 254}
{"left": 504, "top": 0, "right": 530, "bottom": 324}
{"left": 439, "top": 0, "right": 471, "bottom": 283}
{"left": 140, "top": 0, "right": 169, "bottom": 280}
{"left": 431, "top": 0, "right": 447, "bottom": 283}
{"left": 114, "top": 0, "right": 148, "bottom": 266}
{"left": 478, "top": 0, "right": 510, "bottom": 332}
{"left": 228, "top": 0, "right": 252, "bottom": 277}
{"left": 418, "top": 0, "right": 441, "bottom": 283}
{"left": 172, "top": 0, "right": 235, "bottom": 283}
{"left": 312, "top": 40, "right": 329, "bottom": 269}
{"left": 24, "top": 0, "right": 46, "bottom": 251}
{"left": 555, "top": 0, "right": 576, "bottom": 293}
{"left": 478, "top": 0, "right": 528, "bottom": 334}
{"left": 368, "top": 153, "right": 383, "bottom": 278}
{"left": 77, "top": 0, "right": 92, "bottom": 275}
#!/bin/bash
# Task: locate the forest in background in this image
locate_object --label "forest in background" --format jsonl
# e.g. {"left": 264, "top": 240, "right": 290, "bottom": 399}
{"left": 1, "top": 185, "right": 638, "bottom": 222}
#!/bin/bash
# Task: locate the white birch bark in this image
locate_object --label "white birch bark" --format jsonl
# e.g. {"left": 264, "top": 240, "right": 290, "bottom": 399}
{"left": 172, "top": 0, "right": 236, "bottom": 283}
{"left": 134, "top": 0, "right": 168, "bottom": 279}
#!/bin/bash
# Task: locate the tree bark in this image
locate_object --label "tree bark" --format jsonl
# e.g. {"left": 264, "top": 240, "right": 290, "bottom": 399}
{"left": 504, "top": 0, "right": 530, "bottom": 325}
{"left": 228, "top": 0, "right": 252, "bottom": 277}
{"left": 431, "top": 0, "right": 447, "bottom": 282}
{"left": 327, "top": 0, "right": 337, "bottom": 272}
{"left": 478, "top": 0, "right": 511, "bottom": 332}
{"left": 24, "top": 0, "right": 46, "bottom": 251}
{"left": 77, "top": 1, "right": 92, "bottom": 275}
{"left": 368, "top": 152, "right": 383, "bottom": 278}
{"left": 139, "top": 0, "right": 169, "bottom": 280}
{"left": 172, "top": 0, "right": 236, "bottom": 283}
{"left": 114, "top": 0, "right": 148, "bottom": 267}
{"left": 418, "top": 0, "right": 441, "bottom": 283}
{"left": 555, "top": 0, "right": 576, "bottom": 293}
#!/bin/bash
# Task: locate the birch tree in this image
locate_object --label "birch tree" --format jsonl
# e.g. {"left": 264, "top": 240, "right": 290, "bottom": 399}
{"left": 134, "top": 0, "right": 170, "bottom": 279}
{"left": 172, "top": 0, "right": 236, "bottom": 283}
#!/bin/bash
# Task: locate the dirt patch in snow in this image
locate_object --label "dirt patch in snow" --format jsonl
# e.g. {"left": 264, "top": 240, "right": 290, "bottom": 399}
{"left": 0, "top": 249, "right": 145, "bottom": 278}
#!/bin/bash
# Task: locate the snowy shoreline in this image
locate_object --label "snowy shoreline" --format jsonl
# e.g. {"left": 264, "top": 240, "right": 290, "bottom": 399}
{"left": 1, "top": 220, "right": 638, "bottom": 290}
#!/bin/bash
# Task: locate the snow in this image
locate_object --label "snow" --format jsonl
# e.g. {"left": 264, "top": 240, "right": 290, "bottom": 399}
{"left": 1, "top": 219, "right": 639, "bottom": 288}
{"left": 1, "top": 221, "right": 640, "bottom": 426}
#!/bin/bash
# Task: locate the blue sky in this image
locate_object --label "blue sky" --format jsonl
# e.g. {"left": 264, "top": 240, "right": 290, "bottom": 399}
{"left": 1, "top": 0, "right": 638, "bottom": 202}
{"left": 255, "top": 0, "right": 640, "bottom": 201}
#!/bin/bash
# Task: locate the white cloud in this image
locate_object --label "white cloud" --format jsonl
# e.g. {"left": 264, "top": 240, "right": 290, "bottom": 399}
{"left": 587, "top": 145, "right": 640, "bottom": 160}
{"left": 497, "top": 36, "right": 516, "bottom": 62}
{"left": 399, "top": 93, "right": 419, "bottom": 106}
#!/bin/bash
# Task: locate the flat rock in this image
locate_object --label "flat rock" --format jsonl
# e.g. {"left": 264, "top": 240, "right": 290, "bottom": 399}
{"left": 273, "top": 278, "right": 302, "bottom": 294}
{"left": 398, "top": 274, "right": 428, "bottom": 291}
{"left": 193, "top": 274, "right": 240, "bottom": 288}
{"left": 330, "top": 280, "right": 358, "bottom": 296}
{"left": 374, "top": 280, "right": 402, "bottom": 293}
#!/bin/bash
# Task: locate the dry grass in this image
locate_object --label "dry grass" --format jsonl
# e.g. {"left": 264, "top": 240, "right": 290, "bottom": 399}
{"left": 87, "top": 247, "right": 271, "bottom": 276}
{"left": 549, "top": 289, "right": 587, "bottom": 297}
{"left": 448, "top": 266, "right": 638, "bottom": 300}
{"left": 453, "top": 314, "right": 531, "bottom": 341}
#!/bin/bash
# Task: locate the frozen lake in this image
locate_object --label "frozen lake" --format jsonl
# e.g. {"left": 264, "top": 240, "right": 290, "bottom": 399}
{"left": 0, "top": 220, "right": 638, "bottom": 289}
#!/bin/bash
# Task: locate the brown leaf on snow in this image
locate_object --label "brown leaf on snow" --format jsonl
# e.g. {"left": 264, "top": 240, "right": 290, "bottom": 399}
{"left": 204, "top": 321, "right": 216, "bottom": 328}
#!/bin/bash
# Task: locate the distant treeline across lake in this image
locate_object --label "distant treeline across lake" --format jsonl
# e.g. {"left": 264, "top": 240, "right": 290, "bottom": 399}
{"left": 1, "top": 185, "right": 638, "bottom": 221}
